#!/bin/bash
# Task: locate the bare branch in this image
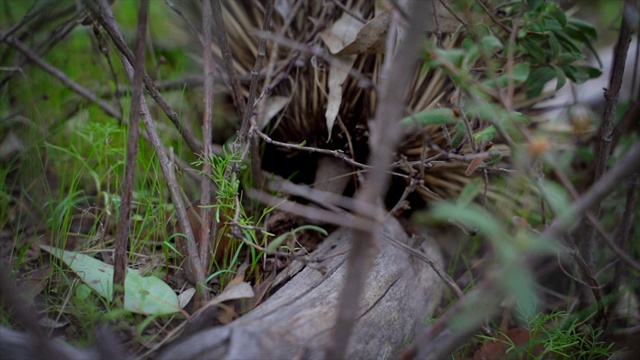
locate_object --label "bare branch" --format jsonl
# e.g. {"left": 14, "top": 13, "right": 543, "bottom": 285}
{"left": 81, "top": 0, "right": 202, "bottom": 155}
{"left": 113, "top": 0, "right": 148, "bottom": 305}
{"left": 198, "top": 0, "right": 216, "bottom": 272}
{"left": 583, "top": 1, "right": 634, "bottom": 269}
{"left": 83, "top": 0, "right": 208, "bottom": 303}
{"left": 1, "top": 31, "right": 122, "bottom": 120}
{"left": 326, "top": 1, "right": 435, "bottom": 358}
{"left": 210, "top": 0, "right": 246, "bottom": 118}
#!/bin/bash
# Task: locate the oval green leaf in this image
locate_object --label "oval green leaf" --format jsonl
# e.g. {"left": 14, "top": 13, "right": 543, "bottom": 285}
{"left": 40, "top": 245, "right": 180, "bottom": 315}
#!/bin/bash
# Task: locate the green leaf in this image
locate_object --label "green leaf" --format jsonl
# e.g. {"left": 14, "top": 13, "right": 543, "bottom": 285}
{"left": 481, "top": 35, "right": 503, "bottom": 52}
{"left": 512, "top": 62, "right": 530, "bottom": 83}
{"left": 549, "top": 5, "right": 567, "bottom": 28}
{"left": 500, "top": 261, "right": 538, "bottom": 319}
{"left": 520, "top": 38, "right": 546, "bottom": 63}
{"left": 473, "top": 125, "right": 497, "bottom": 142}
{"left": 400, "top": 108, "right": 457, "bottom": 126}
{"left": 553, "top": 29, "right": 582, "bottom": 55}
{"left": 525, "top": 66, "right": 557, "bottom": 98}
{"left": 538, "top": 180, "right": 571, "bottom": 217}
{"left": 266, "top": 225, "right": 327, "bottom": 253}
{"left": 548, "top": 32, "right": 560, "bottom": 59}
{"left": 551, "top": 64, "right": 566, "bottom": 90}
{"left": 539, "top": 15, "right": 563, "bottom": 32}
{"left": 434, "top": 48, "right": 466, "bottom": 68}
{"left": 430, "top": 202, "right": 506, "bottom": 241}
{"left": 562, "top": 65, "right": 601, "bottom": 84}
{"left": 555, "top": 53, "right": 583, "bottom": 65}
{"left": 41, "top": 245, "right": 180, "bottom": 315}
{"left": 457, "top": 178, "right": 483, "bottom": 207}
{"left": 567, "top": 18, "right": 598, "bottom": 40}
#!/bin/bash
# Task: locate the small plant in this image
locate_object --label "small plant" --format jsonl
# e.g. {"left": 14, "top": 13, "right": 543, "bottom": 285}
{"left": 472, "top": 310, "right": 613, "bottom": 359}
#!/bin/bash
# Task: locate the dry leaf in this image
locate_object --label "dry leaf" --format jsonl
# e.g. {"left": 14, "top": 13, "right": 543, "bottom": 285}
{"left": 259, "top": 95, "right": 290, "bottom": 129}
{"left": 339, "top": 11, "right": 391, "bottom": 56}
{"left": 324, "top": 55, "right": 357, "bottom": 140}
{"left": 319, "top": 11, "right": 362, "bottom": 139}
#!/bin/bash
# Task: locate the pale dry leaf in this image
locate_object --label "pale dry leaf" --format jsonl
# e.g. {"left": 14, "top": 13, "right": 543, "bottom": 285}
{"left": 324, "top": 55, "right": 357, "bottom": 140}
{"left": 259, "top": 95, "right": 290, "bottom": 129}
{"left": 319, "top": 10, "right": 362, "bottom": 54}
{"left": 319, "top": 10, "right": 363, "bottom": 139}
{"left": 424, "top": 2, "right": 461, "bottom": 33}
{"left": 37, "top": 317, "right": 68, "bottom": 329}
{"left": 339, "top": 11, "right": 391, "bottom": 56}
{"left": 178, "top": 288, "right": 196, "bottom": 309}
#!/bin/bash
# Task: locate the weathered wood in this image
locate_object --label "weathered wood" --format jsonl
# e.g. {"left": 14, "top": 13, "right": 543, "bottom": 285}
{"left": 158, "top": 217, "right": 443, "bottom": 360}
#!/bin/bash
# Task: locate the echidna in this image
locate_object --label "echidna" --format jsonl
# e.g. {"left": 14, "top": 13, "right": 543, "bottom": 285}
{"left": 181, "top": 0, "right": 592, "bottom": 217}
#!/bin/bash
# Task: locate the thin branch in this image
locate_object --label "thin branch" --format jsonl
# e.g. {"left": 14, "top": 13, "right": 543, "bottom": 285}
{"left": 402, "top": 138, "right": 640, "bottom": 359}
{"left": 1, "top": 31, "right": 122, "bottom": 120}
{"left": 227, "top": 0, "right": 274, "bottom": 184}
{"left": 584, "top": 1, "right": 634, "bottom": 268}
{"left": 326, "top": 1, "right": 435, "bottom": 358}
{"left": 84, "top": 0, "right": 208, "bottom": 303}
{"left": 82, "top": 0, "right": 202, "bottom": 155}
{"left": 239, "top": 0, "right": 274, "bottom": 142}
{"left": 199, "top": 0, "right": 215, "bottom": 272}
{"left": 210, "top": 0, "right": 246, "bottom": 119}
{"left": 253, "top": 29, "right": 376, "bottom": 90}
{"left": 246, "top": 188, "right": 375, "bottom": 232}
{"left": 547, "top": 151, "right": 640, "bottom": 268}
{"left": 113, "top": 0, "right": 148, "bottom": 305}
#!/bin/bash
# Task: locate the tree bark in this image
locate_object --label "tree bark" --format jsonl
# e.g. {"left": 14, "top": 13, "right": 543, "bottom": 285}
{"left": 158, "top": 216, "right": 443, "bottom": 360}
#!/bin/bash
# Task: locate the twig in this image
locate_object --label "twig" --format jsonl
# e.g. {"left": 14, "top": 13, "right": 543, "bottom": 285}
{"left": 210, "top": 0, "right": 246, "bottom": 119}
{"left": 113, "top": 0, "right": 148, "bottom": 305}
{"left": 199, "top": 0, "right": 216, "bottom": 272}
{"left": 254, "top": 29, "right": 376, "bottom": 90}
{"left": 1, "top": 31, "right": 122, "bottom": 120}
{"left": 92, "top": 24, "right": 124, "bottom": 123}
{"left": 402, "top": 138, "right": 640, "bottom": 359}
{"left": 474, "top": 0, "right": 510, "bottom": 33}
{"left": 584, "top": 1, "right": 633, "bottom": 269}
{"left": 255, "top": 127, "right": 370, "bottom": 169}
{"left": 325, "top": 1, "right": 435, "bottom": 358}
{"left": 97, "top": 75, "right": 206, "bottom": 97}
{"left": 84, "top": 0, "right": 208, "bottom": 303}
{"left": 82, "top": 0, "right": 203, "bottom": 155}
{"left": 0, "top": 9, "right": 84, "bottom": 90}
{"left": 387, "top": 232, "right": 465, "bottom": 301}
{"left": 246, "top": 188, "right": 376, "bottom": 232}
{"left": 229, "top": 0, "right": 274, "bottom": 184}
{"left": 266, "top": 175, "right": 379, "bottom": 220}
{"left": 239, "top": 0, "right": 274, "bottom": 143}
{"left": 331, "top": 0, "right": 366, "bottom": 24}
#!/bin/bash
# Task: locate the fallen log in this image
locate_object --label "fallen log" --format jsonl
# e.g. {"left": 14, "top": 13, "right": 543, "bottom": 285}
{"left": 158, "top": 216, "right": 444, "bottom": 360}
